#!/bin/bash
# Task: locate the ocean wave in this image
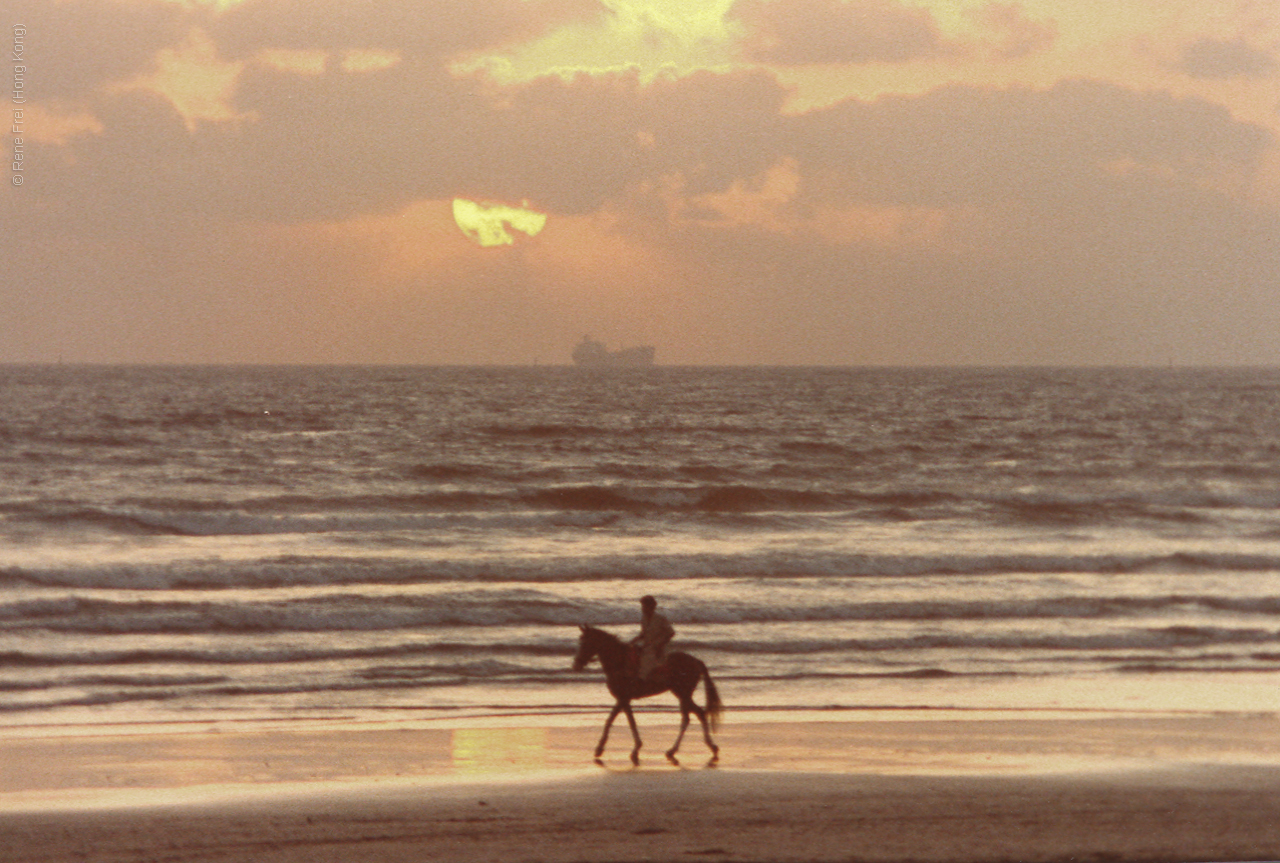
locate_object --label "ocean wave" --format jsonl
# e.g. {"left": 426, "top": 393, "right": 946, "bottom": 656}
{"left": 4, "top": 506, "right": 202, "bottom": 536}
{"left": 9, "top": 587, "right": 1280, "bottom": 639}
{"left": 6, "top": 544, "right": 1280, "bottom": 592}
{"left": 473, "top": 418, "right": 790, "bottom": 441}
{"left": 8, "top": 634, "right": 1277, "bottom": 717}
{"left": 477, "top": 422, "right": 618, "bottom": 439}
{"left": 1, "top": 502, "right": 610, "bottom": 538}
{"left": 359, "top": 658, "right": 530, "bottom": 681}
{"left": 1115, "top": 662, "right": 1280, "bottom": 674}
{"left": 0, "top": 670, "right": 585, "bottom": 715}
{"left": 0, "top": 689, "right": 187, "bottom": 713}
{"left": 0, "top": 641, "right": 537, "bottom": 668}
{"left": 685, "top": 625, "right": 1280, "bottom": 655}
{"left": 8, "top": 478, "right": 1277, "bottom": 540}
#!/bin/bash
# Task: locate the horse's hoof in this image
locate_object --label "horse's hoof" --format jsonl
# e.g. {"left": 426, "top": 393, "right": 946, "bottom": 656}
{"left": 594, "top": 757, "right": 605, "bottom": 767}
{"left": 665, "top": 750, "right": 679, "bottom": 766}
{"left": 630, "top": 752, "right": 640, "bottom": 766}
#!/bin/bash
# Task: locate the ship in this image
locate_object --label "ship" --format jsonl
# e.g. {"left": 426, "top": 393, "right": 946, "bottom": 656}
{"left": 572, "top": 335, "right": 656, "bottom": 367}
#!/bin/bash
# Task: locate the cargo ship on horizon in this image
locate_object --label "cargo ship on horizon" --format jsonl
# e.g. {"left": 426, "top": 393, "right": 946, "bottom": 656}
{"left": 572, "top": 335, "right": 655, "bottom": 367}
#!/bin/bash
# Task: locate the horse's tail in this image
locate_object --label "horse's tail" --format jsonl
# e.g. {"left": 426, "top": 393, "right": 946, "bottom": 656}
{"left": 701, "top": 664, "right": 723, "bottom": 733}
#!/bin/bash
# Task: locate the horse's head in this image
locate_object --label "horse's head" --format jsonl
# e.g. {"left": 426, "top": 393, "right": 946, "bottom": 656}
{"left": 572, "top": 625, "right": 595, "bottom": 671}
{"left": 572, "top": 624, "right": 611, "bottom": 671}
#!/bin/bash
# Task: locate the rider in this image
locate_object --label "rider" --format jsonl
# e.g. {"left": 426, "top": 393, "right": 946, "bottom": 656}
{"left": 631, "top": 595, "right": 674, "bottom": 682}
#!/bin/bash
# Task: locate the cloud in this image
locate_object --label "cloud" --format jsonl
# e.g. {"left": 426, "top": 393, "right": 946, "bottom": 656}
{"left": 204, "top": 63, "right": 761, "bottom": 230}
{"left": 785, "top": 79, "right": 1272, "bottom": 209}
{"left": 16, "top": 0, "right": 604, "bottom": 104}
{"left": 595, "top": 77, "right": 1280, "bottom": 363}
{"left": 7, "top": 0, "right": 1280, "bottom": 366}
{"left": 36, "top": 2, "right": 1264, "bottom": 230}
{"left": 111, "top": 28, "right": 247, "bottom": 128}
{"left": 729, "top": 0, "right": 948, "bottom": 64}
{"left": 22, "top": 39, "right": 1275, "bottom": 237}
{"left": 1176, "top": 37, "right": 1278, "bottom": 80}
{"left": 17, "top": 0, "right": 192, "bottom": 99}
{"left": 969, "top": 2, "right": 1057, "bottom": 59}
{"left": 210, "top": 0, "right": 604, "bottom": 60}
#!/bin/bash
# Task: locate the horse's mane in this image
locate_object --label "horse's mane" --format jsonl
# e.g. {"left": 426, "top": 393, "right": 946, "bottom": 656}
{"left": 582, "top": 624, "right": 623, "bottom": 645}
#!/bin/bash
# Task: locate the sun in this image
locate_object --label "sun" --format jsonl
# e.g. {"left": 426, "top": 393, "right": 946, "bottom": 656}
{"left": 452, "top": 198, "right": 548, "bottom": 247}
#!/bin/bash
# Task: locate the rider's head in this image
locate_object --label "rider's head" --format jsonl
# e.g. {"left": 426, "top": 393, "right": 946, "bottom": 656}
{"left": 640, "top": 595, "right": 657, "bottom": 614}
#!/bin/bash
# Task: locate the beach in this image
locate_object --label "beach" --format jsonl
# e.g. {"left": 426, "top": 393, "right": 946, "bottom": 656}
{"left": 4, "top": 711, "right": 1280, "bottom": 862}
{"left": 6, "top": 367, "right": 1280, "bottom": 860}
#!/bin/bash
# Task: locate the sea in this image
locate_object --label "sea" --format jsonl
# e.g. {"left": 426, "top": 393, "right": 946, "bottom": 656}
{"left": 3, "top": 364, "right": 1280, "bottom": 732}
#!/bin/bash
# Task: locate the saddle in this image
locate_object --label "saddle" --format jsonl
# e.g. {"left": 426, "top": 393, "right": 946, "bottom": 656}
{"left": 625, "top": 644, "right": 668, "bottom": 683}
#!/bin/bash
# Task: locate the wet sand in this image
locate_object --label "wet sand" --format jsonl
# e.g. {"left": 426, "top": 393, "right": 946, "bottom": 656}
{"left": 3, "top": 712, "right": 1280, "bottom": 862}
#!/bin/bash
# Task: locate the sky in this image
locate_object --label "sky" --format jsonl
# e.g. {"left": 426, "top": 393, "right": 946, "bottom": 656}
{"left": 4, "top": 0, "right": 1280, "bottom": 366}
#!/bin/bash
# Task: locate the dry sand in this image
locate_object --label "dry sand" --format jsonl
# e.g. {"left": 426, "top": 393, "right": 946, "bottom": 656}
{"left": 3, "top": 712, "right": 1280, "bottom": 862}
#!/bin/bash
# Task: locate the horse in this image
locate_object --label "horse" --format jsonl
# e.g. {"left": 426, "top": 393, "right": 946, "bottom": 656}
{"left": 572, "top": 624, "right": 722, "bottom": 766}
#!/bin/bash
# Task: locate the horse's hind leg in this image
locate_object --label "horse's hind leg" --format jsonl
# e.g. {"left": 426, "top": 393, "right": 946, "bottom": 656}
{"left": 666, "top": 701, "right": 692, "bottom": 765}
{"left": 699, "top": 707, "right": 719, "bottom": 763}
{"left": 688, "top": 700, "right": 719, "bottom": 763}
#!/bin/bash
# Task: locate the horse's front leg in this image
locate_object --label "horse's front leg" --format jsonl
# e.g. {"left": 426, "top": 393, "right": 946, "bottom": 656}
{"left": 594, "top": 703, "right": 623, "bottom": 762}
{"left": 623, "top": 703, "right": 643, "bottom": 765}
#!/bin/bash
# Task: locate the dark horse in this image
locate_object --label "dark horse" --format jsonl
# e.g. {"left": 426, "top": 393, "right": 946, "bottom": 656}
{"left": 572, "top": 624, "right": 722, "bottom": 766}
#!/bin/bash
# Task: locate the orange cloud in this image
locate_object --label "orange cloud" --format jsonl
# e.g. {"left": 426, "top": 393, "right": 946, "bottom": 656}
{"left": 805, "top": 202, "right": 956, "bottom": 249}
{"left": 730, "top": 0, "right": 948, "bottom": 65}
{"left": 687, "top": 158, "right": 801, "bottom": 232}
{"left": 685, "top": 158, "right": 959, "bottom": 250}
{"left": 304, "top": 199, "right": 476, "bottom": 285}
{"left": 341, "top": 49, "right": 402, "bottom": 73}
{"left": 112, "top": 28, "right": 246, "bottom": 129}
{"left": 256, "top": 48, "right": 327, "bottom": 75}
{"left": 19, "top": 103, "right": 105, "bottom": 145}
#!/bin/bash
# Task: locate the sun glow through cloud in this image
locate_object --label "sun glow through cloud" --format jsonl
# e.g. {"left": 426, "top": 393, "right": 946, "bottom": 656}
{"left": 112, "top": 28, "right": 246, "bottom": 129}
{"left": 453, "top": 199, "right": 549, "bottom": 247}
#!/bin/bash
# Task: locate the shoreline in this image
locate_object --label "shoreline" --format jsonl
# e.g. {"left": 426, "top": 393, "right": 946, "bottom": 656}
{"left": 4, "top": 711, "right": 1280, "bottom": 861}
{"left": 5, "top": 708, "right": 1280, "bottom": 796}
